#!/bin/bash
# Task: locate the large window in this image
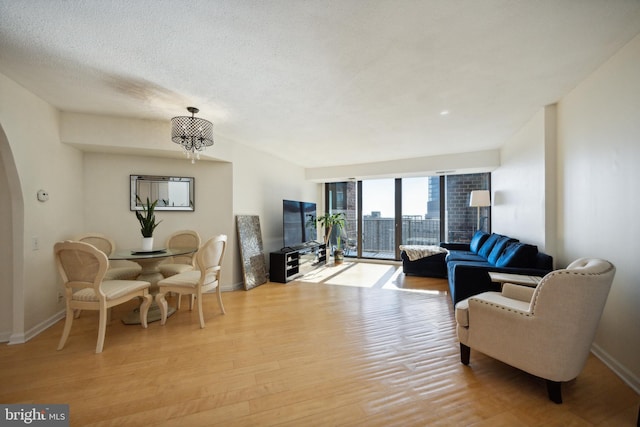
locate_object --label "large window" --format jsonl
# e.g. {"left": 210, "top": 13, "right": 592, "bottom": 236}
{"left": 325, "top": 182, "right": 358, "bottom": 256}
{"left": 361, "top": 179, "right": 396, "bottom": 259}
{"left": 401, "top": 177, "right": 439, "bottom": 246}
{"left": 443, "top": 173, "right": 491, "bottom": 242}
{"left": 324, "top": 173, "right": 490, "bottom": 261}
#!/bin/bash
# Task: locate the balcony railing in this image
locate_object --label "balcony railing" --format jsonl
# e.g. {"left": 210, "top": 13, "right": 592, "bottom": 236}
{"left": 330, "top": 218, "right": 434, "bottom": 259}
{"left": 333, "top": 217, "right": 475, "bottom": 259}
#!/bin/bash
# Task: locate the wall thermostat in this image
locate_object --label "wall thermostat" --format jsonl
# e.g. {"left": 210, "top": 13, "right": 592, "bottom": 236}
{"left": 37, "top": 189, "right": 49, "bottom": 202}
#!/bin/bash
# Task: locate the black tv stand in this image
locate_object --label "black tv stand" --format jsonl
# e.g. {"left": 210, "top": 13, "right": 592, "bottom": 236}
{"left": 280, "top": 241, "right": 321, "bottom": 252}
{"left": 270, "top": 242, "right": 327, "bottom": 283}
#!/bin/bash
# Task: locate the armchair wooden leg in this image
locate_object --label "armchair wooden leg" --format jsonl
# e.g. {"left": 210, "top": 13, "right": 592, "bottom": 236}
{"left": 460, "top": 343, "right": 470, "bottom": 365}
{"left": 546, "top": 380, "right": 562, "bottom": 404}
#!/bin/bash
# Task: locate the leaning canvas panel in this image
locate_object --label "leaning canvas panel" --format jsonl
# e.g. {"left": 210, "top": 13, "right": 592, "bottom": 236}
{"left": 236, "top": 215, "right": 267, "bottom": 290}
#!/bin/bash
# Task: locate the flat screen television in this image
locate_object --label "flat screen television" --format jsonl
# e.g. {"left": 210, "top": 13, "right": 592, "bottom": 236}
{"left": 283, "top": 199, "right": 317, "bottom": 249}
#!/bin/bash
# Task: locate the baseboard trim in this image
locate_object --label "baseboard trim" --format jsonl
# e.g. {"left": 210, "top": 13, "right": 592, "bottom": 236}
{"left": 4, "top": 285, "right": 245, "bottom": 345}
{"left": 0, "top": 331, "right": 12, "bottom": 343}
{"left": 350, "top": 258, "right": 402, "bottom": 266}
{"left": 230, "top": 282, "right": 245, "bottom": 291}
{"left": 592, "top": 343, "right": 640, "bottom": 394}
{"left": 222, "top": 281, "right": 245, "bottom": 291}
{"left": 7, "top": 309, "right": 65, "bottom": 345}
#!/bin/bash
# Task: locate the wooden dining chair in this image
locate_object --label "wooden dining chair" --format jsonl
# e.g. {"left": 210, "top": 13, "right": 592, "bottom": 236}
{"left": 54, "top": 240, "right": 153, "bottom": 353}
{"left": 159, "top": 230, "right": 201, "bottom": 309}
{"left": 76, "top": 232, "right": 142, "bottom": 280}
{"left": 156, "top": 235, "right": 227, "bottom": 328}
{"left": 159, "top": 230, "right": 201, "bottom": 276}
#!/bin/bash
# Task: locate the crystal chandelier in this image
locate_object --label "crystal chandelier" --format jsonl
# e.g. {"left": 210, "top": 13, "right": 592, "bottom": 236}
{"left": 171, "top": 107, "right": 214, "bottom": 163}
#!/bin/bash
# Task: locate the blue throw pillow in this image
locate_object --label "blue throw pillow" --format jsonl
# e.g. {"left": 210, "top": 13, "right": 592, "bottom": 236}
{"left": 469, "top": 231, "right": 489, "bottom": 254}
{"left": 477, "top": 233, "right": 501, "bottom": 259}
{"left": 487, "top": 237, "right": 516, "bottom": 265}
{"left": 496, "top": 242, "right": 539, "bottom": 268}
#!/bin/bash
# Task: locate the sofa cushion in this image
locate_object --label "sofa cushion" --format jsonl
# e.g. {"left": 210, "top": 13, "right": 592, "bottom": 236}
{"left": 487, "top": 236, "right": 516, "bottom": 265}
{"left": 496, "top": 242, "right": 539, "bottom": 268}
{"left": 469, "top": 231, "right": 489, "bottom": 254}
{"left": 446, "top": 250, "right": 487, "bottom": 263}
{"left": 477, "top": 233, "right": 501, "bottom": 259}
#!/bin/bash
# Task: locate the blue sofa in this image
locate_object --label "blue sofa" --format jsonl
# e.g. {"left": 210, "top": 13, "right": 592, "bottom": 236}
{"left": 442, "top": 231, "right": 554, "bottom": 305}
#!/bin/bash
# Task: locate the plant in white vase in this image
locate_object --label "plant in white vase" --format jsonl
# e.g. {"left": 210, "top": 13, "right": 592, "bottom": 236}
{"left": 135, "top": 196, "right": 162, "bottom": 250}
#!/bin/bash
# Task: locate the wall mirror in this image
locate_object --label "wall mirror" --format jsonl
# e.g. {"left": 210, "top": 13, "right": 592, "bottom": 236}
{"left": 130, "top": 175, "right": 195, "bottom": 211}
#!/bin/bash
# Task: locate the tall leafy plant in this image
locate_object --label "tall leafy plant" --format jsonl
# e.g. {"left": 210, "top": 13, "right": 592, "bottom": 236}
{"left": 135, "top": 196, "right": 162, "bottom": 237}
{"left": 315, "top": 212, "right": 346, "bottom": 249}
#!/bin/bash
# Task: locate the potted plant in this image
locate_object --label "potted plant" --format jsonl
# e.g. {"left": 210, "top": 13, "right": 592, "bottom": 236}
{"left": 315, "top": 212, "right": 346, "bottom": 264}
{"left": 135, "top": 196, "right": 162, "bottom": 250}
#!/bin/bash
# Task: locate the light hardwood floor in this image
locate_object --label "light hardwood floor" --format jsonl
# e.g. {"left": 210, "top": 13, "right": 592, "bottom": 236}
{"left": 1, "top": 262, "right": 638, "bottom": 426}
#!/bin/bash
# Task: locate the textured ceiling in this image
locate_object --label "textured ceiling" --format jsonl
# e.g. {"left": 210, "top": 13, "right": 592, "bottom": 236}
{"left": 1, "top": 1, "right": 640, "bottom": 168}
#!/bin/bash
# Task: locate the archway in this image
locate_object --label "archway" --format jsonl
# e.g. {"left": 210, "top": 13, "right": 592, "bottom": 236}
{"left": 0, "top": 122, "right": 25, "bottom": 343}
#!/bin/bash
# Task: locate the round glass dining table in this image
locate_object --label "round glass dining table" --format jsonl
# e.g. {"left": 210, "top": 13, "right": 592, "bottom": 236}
{"left": 109, "top": 247, "right": 197, "bottom": 324}
{"left": 109, "top": 247, "right": 197, "bottom": 285}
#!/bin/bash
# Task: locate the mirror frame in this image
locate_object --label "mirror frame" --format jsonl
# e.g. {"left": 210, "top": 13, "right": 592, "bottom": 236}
{"left": 130, "top": 175, "right": 195, "bottom": 211}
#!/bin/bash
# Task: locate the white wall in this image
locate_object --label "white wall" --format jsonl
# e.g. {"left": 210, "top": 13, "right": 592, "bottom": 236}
{"left": 60, "top": 113, "right": 234, "bottom": 163}
{"left": 494, "top": 34, "right": 640, "bottom": 391}
{"left": 81, "top": 153, "right": 236, "bottom": 289}
{"left": 231, "top": 142, "right": 321, "bottom": 279}
{"left": 232, "top": 141, "right": 320, "bottom": 252}
{"left": 1, "top": 73, "right": 319, "bottom": 341}
{"left": 62, "top": 112, "right": 320, "bottom": 287}
{"left": 492, "top": 107, "right": 554, "bottom": 253}
{"left": 0, "top": 72, "right": 85, "bottom": 341}
{"left": 0, "top": 126, "right": 14, "bottom": 341}
{"left": 557, "top": 34, "right": 640, "bottom": 389}
{"left": 306, "top": 149, "right": 500, "bottom": 182}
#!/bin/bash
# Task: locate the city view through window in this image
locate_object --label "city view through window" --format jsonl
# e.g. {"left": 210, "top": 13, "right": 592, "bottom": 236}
{"left": 325, "top": 173, "right": 490, "bottom": 260}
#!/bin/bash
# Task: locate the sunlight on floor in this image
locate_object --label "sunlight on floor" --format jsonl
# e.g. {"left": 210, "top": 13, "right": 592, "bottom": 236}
{"left": 298, "top": 261, "right": 448, "bottom": 296}
{"left": 323, "top": 263, "right": 394, "bottom": 288}
{"left": 295, "top": 262, "right": 357, "bottom": 284}
{"left": 382, "top": 272, "right": 444, "bottom": 295}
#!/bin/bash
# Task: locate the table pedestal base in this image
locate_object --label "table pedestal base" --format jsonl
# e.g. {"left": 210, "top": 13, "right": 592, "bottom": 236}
{"left": 121, "top": 302, "right": 176, "bottom": 325}
{"left": 109, "top": 248, "right": 197, "bottom": 325}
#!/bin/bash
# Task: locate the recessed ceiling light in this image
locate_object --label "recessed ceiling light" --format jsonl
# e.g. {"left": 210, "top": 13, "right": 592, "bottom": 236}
{"left": 440, "top": 110, "right": 450, "bottom": 116}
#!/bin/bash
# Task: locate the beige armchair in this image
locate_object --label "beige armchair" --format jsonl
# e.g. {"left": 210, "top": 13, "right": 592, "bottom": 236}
{"left": 156, "top": 235, "right": 227, "bottom": 328}
{"left": 76, "top": 232, "right": 142, "bottom": 280}
{"left": 54, "top": 240, "right": 153, "bottom": 353}
{"left": 455, "top": 258, "right": 616, "bottom": 403}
